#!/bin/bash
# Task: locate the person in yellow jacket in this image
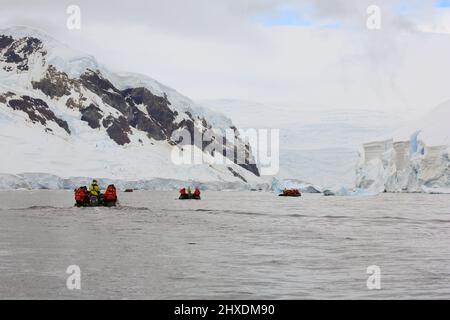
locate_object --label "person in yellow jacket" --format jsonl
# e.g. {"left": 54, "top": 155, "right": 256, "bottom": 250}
{"left": 89, "top": 179, "right": 101, "bottom": 197}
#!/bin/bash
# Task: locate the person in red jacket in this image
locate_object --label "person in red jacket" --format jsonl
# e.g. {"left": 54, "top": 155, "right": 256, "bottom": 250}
{"left": 104, "top": 184, "right": 117, "bottom": 202}
{"left": 75, "top": 187, "right": 88, "bottom": 206}
{"left": 193, "top": 187, "right": 201, "bottom": 199}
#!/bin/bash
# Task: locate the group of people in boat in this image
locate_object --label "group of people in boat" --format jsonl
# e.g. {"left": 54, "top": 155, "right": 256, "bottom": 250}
{"left": 74, "top": 180, "right": 118, "bottom": 207}
{"left": 74, "top": 180, "right": 301, "bottom": 207}
{"left": 179, "top": 186, "right": 201, "bottom": 200}
{"left": 279, "top": 188, "right": 302, "bottom": 197}
{"left": 75, "top": 181, "right": 202, "bottom": 206}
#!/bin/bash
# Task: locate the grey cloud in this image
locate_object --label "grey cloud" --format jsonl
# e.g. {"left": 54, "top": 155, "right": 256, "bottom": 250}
{"left": 1, "top": 0, "right": 450, "bottom": 110}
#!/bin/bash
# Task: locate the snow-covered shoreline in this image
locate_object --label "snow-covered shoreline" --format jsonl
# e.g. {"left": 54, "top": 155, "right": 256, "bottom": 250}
{"left": 0, "top": 172, "right": 334, "bottom": 194}
{"left": 0, "top": 172, "right": 271, "bottom": 191}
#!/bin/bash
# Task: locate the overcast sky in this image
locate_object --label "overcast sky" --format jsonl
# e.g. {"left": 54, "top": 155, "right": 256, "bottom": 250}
{"left": 2, "top": 0, "right": 450, "bottom": 112}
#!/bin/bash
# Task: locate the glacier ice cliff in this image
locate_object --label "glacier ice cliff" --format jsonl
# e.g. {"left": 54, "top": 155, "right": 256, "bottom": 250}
{"left": 356, "top": 101, "right": 450, "bottom": 193}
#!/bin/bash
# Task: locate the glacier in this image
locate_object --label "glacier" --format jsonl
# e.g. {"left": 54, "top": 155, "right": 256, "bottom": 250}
{"left": 199, "top": 99, "right": 414, "bottom": 189}
{"left": 356, "top": 100, "right": 450, "bottom": 193}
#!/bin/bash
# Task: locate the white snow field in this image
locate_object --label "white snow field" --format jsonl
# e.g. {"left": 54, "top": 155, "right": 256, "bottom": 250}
{"left": 357, "top": 100, "right": 450, "bottom": 193}
{"left": 200, "top": 99, "right": 418, "bottom": 189}
{"left": 0, "top": 27, "right": 264, "bottom": 190}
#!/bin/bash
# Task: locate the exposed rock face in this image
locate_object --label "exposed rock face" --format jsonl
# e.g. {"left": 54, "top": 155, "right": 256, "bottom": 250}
{"left": 2, "top": 93, "right": 70, "bottom": 134}
{"left": 123, "top": 87, "right": 177, "bottom": 140}
{"left": 81, "top": 104, "right": 103, "bottom": 129}
{"left": 0, "top": 35, "right": 45, "bottom": 72}
{"left": 227, "top": 166, "right": 248, "bottom": 183}
{"left": 32, "top": 66, "right": 74, "bottom": 98}
{"left": 103, "top": 115, "right": 131, "bottom": 145}
{"left": 0, "top": 35, "right": 14, "bottom": 50}
{"left": 0, "top": 30, "right": 260, "bottom": 179}
{"left": 76, "top": 70, "right": 181, "bottom": 144}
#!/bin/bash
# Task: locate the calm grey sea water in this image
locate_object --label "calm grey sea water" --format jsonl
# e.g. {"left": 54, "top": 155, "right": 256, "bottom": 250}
{"left": 0, "top": 190, "right": 450, "bottom": 299}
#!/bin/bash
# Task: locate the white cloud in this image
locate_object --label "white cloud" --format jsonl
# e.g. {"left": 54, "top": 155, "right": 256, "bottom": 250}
{"left": 1, "top": 0, "right": 450, "bottom": 112}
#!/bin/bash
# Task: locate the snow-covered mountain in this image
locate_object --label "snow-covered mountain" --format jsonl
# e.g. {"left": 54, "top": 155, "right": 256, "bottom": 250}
{"left": 356, "top": 100, "right": 450, "bottom": 193}
{"left": 0, "top": 26, "right": 263, "bottom": 189}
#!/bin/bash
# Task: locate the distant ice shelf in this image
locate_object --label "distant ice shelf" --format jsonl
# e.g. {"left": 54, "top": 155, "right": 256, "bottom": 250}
{"left": 0, "top": 173, "right": 271, "bottom": 191}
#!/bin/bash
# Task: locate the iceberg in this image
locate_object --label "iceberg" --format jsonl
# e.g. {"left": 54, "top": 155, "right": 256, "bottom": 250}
{"left": 356, "top": 100, "right": 450, "bottom": 193}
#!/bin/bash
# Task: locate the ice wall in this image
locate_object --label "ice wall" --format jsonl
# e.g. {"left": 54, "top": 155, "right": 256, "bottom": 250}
{"left": 356, "top": 138, "right": 450, "bottom": 193}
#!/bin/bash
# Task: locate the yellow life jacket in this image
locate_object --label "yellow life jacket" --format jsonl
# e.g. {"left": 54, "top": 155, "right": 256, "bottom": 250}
{"left": 89, "top": 183, "right": 100, "bottom": 196}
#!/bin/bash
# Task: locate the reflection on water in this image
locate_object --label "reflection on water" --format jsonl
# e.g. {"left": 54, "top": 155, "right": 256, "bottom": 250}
{"left": 0, "top": 190, "right": 450, "bottom": 299}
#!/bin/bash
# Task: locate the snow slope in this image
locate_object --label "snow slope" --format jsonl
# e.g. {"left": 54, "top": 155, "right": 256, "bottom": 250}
{"left": 199, "top": 99, "right": 414, "bottom": 188}
{"left": 0, "top": 26, "right": 263, "bottom": 189}
{"left": 356, "top": 100, "right": 450, "bottom": 193}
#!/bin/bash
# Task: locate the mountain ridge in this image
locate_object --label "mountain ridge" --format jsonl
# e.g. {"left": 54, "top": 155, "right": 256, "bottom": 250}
{"left": 0, "top": 26, "right": 261, "bottom": 188}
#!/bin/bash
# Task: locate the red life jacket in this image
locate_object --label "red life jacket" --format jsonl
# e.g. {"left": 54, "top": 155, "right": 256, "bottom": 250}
{"left": 194, "top": 189, "right": 201, "bottom": 197}
{"left": 285, "top": 189, "right": 300, "bottom": 196}
{"left": 75, "top": 188, "right": 87, "bottom": 202}
{"left": 180, "top": 188, "right": 187, "bottom": 195}
{"left": 104, "top": 185, "right": 117, "bottom": 201}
